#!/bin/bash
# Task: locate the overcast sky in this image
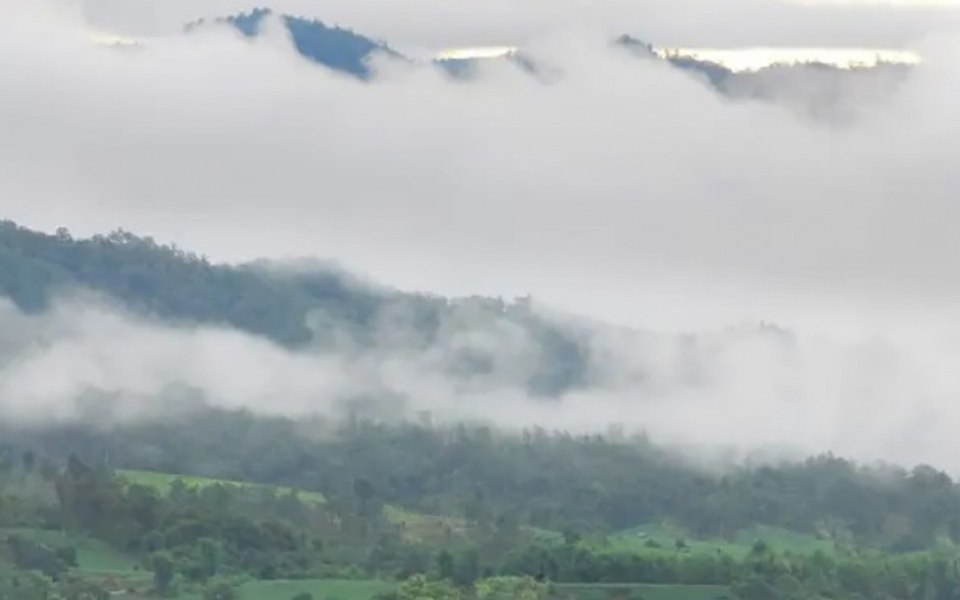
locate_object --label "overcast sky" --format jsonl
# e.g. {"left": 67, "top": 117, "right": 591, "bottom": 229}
{"left": 4, "top": 0, "right": 960, "bottom": 334}
{"left": 4, "top": 0, "right": 960, "bottom": 466}
{"left": 69, "top": 0, "right": 960, "bottom": 50}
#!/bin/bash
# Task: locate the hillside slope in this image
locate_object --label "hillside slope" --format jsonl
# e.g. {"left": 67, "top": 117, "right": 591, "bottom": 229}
{"left": 188, "top": 8, "right": 402, "bottom": 79}
{"left": 0, "top": 221, "right": 588, "bottom": 396}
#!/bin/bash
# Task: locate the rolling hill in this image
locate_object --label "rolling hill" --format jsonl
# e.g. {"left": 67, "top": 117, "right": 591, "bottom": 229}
{"left": 0, "top": 221, "right": 589, "bottom": 397}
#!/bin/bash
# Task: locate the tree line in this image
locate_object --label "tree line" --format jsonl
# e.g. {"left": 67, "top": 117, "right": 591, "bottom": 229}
{"left": 0, "top": 221, "right": 588, "bottom": 396}
{"left": 10, "top": 411, "right": 959, "bottom": 551}
{"left": 4, "top": 455, "right": 960, "bottom": 600}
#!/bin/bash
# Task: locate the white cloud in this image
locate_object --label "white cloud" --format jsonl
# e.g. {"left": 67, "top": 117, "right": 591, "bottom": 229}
{"left": 3, "top": 0, "right": 960, "bottom": 468}
{"left": 3, "top": 295, "right": 960, "bottom": 472}
{"left": 3, "top": 15, "right": 958, "bottom": 332}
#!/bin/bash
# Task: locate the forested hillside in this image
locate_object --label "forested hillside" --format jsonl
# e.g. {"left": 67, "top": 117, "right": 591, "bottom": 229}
{"left": 3, "top": 410, "right": 960, "bottom": 600}
{"left": 3, "top": 223, "right": 960, "bottom": 599}
{"left": 7, "top": 409, "right": 959, "bottom": 552}
{"left": 0, "top": 222, "right": 588, "bottom": 396}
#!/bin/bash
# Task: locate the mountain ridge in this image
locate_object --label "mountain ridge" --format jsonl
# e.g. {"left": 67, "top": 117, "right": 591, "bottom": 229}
{"left": 180, "top": 7, "right": 911, "bottom": 102}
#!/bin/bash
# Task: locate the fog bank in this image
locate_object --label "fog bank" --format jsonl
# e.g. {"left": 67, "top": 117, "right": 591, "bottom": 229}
{"left": 1, "top": 295, "right": 959, "bottom": 473}
{"left": 4, "top": 1, "right": 960, "bottom": 471}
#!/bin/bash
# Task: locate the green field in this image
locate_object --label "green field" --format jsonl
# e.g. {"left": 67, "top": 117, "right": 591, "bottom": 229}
{"left": 234, "top": 578, "right": 394, "bottom": 600}
{"left": 1, "top": 527, "right": 140, "bottom": 572}
{"left": 0, "top": 528, "right": 392, "bottom": 600}
{"left": 233, "top": 580, "right": 729, "bottom": 600}
{"left": 123, "top": 469, "right": 495, "bottom": 548}
{"left": 170, "top": 579, "right": 394, "bottom": 600}
{"left": 604, "top": 522, "right": 834, "bottom": 558}
{"left": 0, "top": 522, "right": 735, "bottom": 600}
{"left": 122, "top": 470, "right": 451, "bottom": 543}
{"left": 117, "top": 469, "right": 325, "bottom": 504}
{"left": 119, "top": 469, "right": 832, "bottom": 561}
{"left": 553, "top": 583, "right": 732, "bottom": 600}
{"left": 383, "top": 505, "right": 468, "bottom": 544}
{"left": 384, "top": 505, "right": 562, "bottom": 546}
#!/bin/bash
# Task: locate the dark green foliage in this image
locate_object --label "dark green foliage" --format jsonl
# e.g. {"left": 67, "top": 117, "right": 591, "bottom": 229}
{"left": 0, "top": 567, "right": 51, "bottom": 600}
{"left": 54, "top": 546, "right": 77, "bottom": 568}
{"left": 41, "top": 454, "right": 349, "bottom": 582}
{"left": 451, "top": 548, "right": 480, "bottom": 586}
{"left": 436, "top": 550, "right": 454, "bottom": 581}
{"left": 57, "top": 578, "right": 109, "bottom": 600}
{"left": 4, "top": 424, "right": 960, "bottom": 598}
{"left": 0, "top": 222, "right": 590, "bottom": 396}
{"left": 0, "top": 222, "right": 373, "bottom": 346}
{"left": 151, "top": 551, "right": 176, "bottom": 595}
{"left": 14, "top": 409, "right": 960, "bottom": 554}
{"left": 201, "top": 578, "right": 238, "bottom": 600}
{"left": 6, "top": 535, "right": 71, "bottom": 580}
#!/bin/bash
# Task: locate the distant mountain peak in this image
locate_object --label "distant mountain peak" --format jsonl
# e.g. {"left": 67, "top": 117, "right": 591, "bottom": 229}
{"left": 615, "top": 34, "right": 656, "bottom": 58}
{"left": 187, "top": 7, "right": 402, "bottom": 79}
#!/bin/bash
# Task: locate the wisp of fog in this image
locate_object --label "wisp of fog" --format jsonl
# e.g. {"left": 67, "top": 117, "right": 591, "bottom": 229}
{"left": 2, "top": 292, "right": 960, "bottom": 474}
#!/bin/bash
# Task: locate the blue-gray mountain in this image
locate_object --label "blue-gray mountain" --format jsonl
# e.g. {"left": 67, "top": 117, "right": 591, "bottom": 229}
{"left": 184, "top": 9, "right": 911, "bottom": 115}
{"left": 186, "top": 8, "right": 402, "bottom": 79}
{"left": 189, "top": 8, "right": 540, "bottom": 80}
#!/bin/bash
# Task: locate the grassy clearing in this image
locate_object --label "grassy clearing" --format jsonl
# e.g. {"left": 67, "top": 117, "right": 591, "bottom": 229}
{"left": 117, "top": 470, "right": 325, "bottom": 505}
{"left": 119, "top": 469, "right": 559, "bottom": 548}
{"left": 732, "top": 525, "right": 835, "bottom": 555}
{"left": 0, "top": 527, "right": 139, "bottom": 572}
{"left": 553, "top": 583, "right": 732, "bottom": 600}
{"left": 605, "top": 522, "right": 834, "bottom": 558}
{"left": 383, "top": 506, "right": 562, "bottom": 546}
{"left": 236, "top": 578, "right": 394, "bottom": 600}
{"left": 383, "top": 505, "right": 468, "bottom": 544}
{"left": 122, "top": 470, "right": 448, "bottom": 545}
{"left": 122, "top": 469, "right": 456, "bottom": 546}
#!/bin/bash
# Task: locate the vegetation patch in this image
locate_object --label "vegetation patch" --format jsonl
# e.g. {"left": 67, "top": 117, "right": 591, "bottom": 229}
{"left": 553, "top": 583, "right": 732, "bottom": 600}
{"left": 1, "top": 527, "right": 140, "bottom": 573}
{"left": 238, "top": 578, "right": 395, "bottom": 600}
{"left": 382, "top": 506, "right": 468, "bottom": 545}
{"left": 117, "top": 469, "right": 325, "bottom": 505}
{"left": 605, "top": 522, "right": 835, "bottom": 557}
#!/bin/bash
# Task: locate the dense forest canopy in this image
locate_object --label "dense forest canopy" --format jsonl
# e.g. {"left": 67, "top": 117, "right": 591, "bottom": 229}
{"left": 2, "top": 409, "right": 960, "bottom": 599}
{"left": 6, "top": 409, "right": 959, "bottom": 552}
{"left": 0, "top": 221, "right": 589, "bottom": 397}
{"left": 1, "top": 222, "right": 959, "bottom": 599}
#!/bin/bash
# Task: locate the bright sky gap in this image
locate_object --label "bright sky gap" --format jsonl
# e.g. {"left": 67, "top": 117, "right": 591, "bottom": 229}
{"left": 88, "top": 32, "right": 923, "bottom": 72}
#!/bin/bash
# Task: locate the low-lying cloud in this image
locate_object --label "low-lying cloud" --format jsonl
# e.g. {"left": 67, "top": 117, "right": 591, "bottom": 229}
{"left": 3, "top": 294, "right": 960, "bottom": 474}
{"left": 4, "top": 0, "right": 960, "bottom": 470}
